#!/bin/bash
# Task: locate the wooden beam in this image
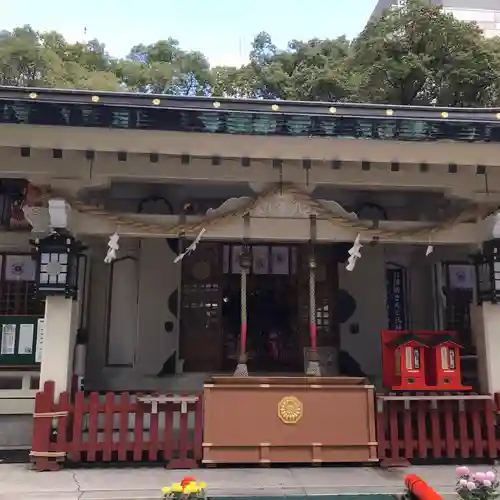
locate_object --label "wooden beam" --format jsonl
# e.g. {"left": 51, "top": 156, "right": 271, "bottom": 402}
{"left": 0, "top": 146, "right": 494, "bottom": 196}
{"left": 2, "top": 124, "right": 500, "bottom": 165}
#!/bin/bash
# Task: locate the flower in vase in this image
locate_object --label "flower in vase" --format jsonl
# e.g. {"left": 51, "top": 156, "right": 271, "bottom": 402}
{"left": 459, "top": 479, "right": 468, "bottom": 487}
{"left": 457, "top": 467, "right": 470, "bottom": 476}
{"left": 486, "top": 471, "right": 496, "bottom": 481}
{"left": 484, "top": 480, "right": 493, "bottom": 488}
{"left": 475, "top": 473, "right": 487, "bottom": 482}
{"left": 467, "top": 482, "right": 476, "bottom": 491}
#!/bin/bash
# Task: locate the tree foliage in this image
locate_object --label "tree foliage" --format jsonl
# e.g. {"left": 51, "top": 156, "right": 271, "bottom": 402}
{"left": 2, "top": 0, "right": 500, "bottom": 105}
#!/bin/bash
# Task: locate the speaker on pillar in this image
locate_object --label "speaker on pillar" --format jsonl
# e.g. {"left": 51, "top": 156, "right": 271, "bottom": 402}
{"left": 31, "top": 231, "right": 86, "bottom": 300}
{"left": 474, "top": 239, "right": 500, "bottom": 304}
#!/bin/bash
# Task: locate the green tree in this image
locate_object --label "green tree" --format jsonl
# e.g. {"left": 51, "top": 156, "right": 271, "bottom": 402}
{"left": 211, "top": 65, "right": 258, "bottom": 98}
{"left": 0, "top": 26, "right": 121, "bottom": 90}
{"left": 116, "top": 39, "right": 212, "bottom": 95}
{"left": 351, "top": 0, "right": 499, "bottom": 105}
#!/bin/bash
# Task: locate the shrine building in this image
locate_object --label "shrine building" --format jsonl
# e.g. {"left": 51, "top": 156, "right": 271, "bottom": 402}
{"left": 0, "top": 87, "right": 499, "bottom": 467}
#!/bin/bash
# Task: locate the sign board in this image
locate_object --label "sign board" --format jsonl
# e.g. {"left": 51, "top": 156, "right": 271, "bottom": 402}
{"left": 386, "top": 266, "right": 407, "bottom": 331}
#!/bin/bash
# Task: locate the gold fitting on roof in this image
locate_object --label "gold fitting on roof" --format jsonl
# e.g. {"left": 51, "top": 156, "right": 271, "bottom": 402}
{"left": 91, "top": 95, "right": 100, "bottom": 103}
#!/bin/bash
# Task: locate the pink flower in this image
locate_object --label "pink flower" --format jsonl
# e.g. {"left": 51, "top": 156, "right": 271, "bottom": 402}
{"left": 486, "top": 471, "right": 496, "bottom": 480}
{"left": 475, "top": 472, "right": 487, "bottom": 481}
{"left": 459, "top": 479, "right": 468, "bottom": 487}
{"left": 456, "top": 466, "right": 470, "bottom": 476}
{"left": 483, "top": 480, "right": 492, "bottom": 488}
{"left": 467, "top": 482, "right": 476, "bottom": 491}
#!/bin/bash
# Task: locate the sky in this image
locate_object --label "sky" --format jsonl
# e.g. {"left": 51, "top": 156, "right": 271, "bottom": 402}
{"left": 1, "top": 0, "right": 378, "bottom": 67}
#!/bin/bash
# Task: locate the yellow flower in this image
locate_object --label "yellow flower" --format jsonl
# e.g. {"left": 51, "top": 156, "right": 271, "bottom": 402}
{"left": 162, "top": 487, "right": 171, "bottom": 494}
{"left": 171, "top": 483, "right": 183, "bottom": 493}
{"left": 185, "top": 484, "right": 200, "bottom": 494}
{"left": 199, "top": 482, "right": 207, "bottom": 489}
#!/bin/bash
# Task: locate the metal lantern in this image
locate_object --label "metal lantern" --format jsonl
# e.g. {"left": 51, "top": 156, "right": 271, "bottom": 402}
{"left": 474, "top": 239, "right": 500, "bottom": 304}
{"left": 31, "top": 232, "right": 86, "bottom": 299}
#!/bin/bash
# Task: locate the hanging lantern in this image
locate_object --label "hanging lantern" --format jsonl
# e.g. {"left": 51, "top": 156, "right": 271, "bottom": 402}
{"left": 31, "top": 232, "right": 86, "bottom": 299}
{"left": 473, "top": 239, "right": 500, "bottom": 304}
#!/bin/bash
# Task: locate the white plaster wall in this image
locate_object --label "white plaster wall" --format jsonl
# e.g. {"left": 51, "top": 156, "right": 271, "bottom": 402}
{"left": 338, "top": 243, "right": 476, "bottom": 389}
{"left": 339, "top": 246, "right": 387, "bottom": 385}
{"left": 85, "top": 237, "right": 181, "bottom": 390}
{"left": 472, "top": 303, "right": 500, "bottom": 394}
{"left": 338, "top": 244, "right": 438, "bottom": 387}
{"left": 135, "top": 239, "right": 180, "bottom": 376}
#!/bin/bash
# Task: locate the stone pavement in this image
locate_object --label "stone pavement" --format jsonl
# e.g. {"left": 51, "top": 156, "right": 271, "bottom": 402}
{"left": 0, "top": 463, "right": 486, "bottom": 500}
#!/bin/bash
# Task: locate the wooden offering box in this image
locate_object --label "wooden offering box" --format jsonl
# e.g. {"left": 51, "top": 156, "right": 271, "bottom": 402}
{"left": 202, "top": 376, "right": 377, "bottom": 465}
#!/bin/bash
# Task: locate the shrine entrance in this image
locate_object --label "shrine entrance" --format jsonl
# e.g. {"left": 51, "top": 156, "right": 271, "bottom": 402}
{"left": 179, "top": 242, "right": 339, "bottom": 374}
{"left": 222, "top": 244, "right": 300, "bottom": 372}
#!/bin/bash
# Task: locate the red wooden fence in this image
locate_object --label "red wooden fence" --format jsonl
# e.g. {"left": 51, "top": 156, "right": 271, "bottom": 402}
{"left": 31, "top": 381, "right": 203, "bottom": 471}
{"left": 377, "top": 396, "right": 498, "bottom": 463}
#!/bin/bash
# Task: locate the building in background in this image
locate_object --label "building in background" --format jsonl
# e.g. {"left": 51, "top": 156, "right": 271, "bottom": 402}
{"left": 369, "top": 0, "right": 500, "bottom": 38}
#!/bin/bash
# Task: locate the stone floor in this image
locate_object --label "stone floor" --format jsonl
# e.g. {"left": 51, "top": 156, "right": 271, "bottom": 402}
{"left": 0, "top": 463, "right": 485, "bottom": 500}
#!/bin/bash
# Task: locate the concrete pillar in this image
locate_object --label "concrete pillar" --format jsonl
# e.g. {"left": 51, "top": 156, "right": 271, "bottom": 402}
{"left": 39, "top": 296, "right": 79, "bottom": 397}
{"left": 472, "top": 303, "right": 500, "bottom": 394}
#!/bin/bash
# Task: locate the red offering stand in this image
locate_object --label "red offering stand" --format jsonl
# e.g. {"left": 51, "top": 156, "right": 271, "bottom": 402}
{"left": 386, "top": 333, "right": 429, "bottom": 391}
{"left": 426, "top": 335, "right": 471, "bottom": 391}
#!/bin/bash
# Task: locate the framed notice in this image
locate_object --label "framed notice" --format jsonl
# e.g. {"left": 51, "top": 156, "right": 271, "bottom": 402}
{"left": 1, "top": 324, "right": 15, "bottom": 355}
{"left": 18, "top": 324, "right": 34, "bottom": 355}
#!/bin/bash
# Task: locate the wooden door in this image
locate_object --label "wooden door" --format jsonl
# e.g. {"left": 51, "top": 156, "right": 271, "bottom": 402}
{"left": 179, "top": 242, "right": 223, "bottom": 372}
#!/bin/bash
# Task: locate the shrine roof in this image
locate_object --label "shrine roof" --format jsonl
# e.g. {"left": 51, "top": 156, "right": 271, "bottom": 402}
{"left": 387, "top": 333, "right": 429, "bottom": 347}
{"left": 0, "top": 86, "right": 499, "bottom": 142}
{"left": 426, "top": 334, "right": 463, "bottom": 347}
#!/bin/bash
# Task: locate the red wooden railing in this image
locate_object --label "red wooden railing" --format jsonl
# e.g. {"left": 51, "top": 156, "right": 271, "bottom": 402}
{"left": 31, "top": 381, "right": 203, "bottom": 471}
{"left": 377, "top": 396, "right": 498, "bottom": 463}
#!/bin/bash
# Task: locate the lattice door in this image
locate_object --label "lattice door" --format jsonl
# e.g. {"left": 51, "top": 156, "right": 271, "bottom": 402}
{"left": 179, "top": 242, "right": 223, "bottom": 372}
